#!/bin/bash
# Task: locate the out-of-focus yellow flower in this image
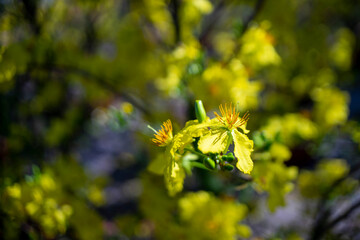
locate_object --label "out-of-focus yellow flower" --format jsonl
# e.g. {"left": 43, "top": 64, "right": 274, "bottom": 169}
{"left": 26, "top": 202, "right": 39, "bottom": 216}
{"left": 198, "top": 103, "right": 254, "bottom": 174}
{"left": 181, "top": 0, "right": 213, "bottom": 41}
{"left": 261, "top": 113, "right": 318, "bottom": 147}
{"left": 33, "top": 188, "right": 44, "bottom": 203}
{"left": 191, "top": 60, "right": 262, "bottom": 111}
{"left": 178, "top": 191, "right": 250, "bottom": 239}
{"left": 88, "top": 185, "right": 105, "bottom": 206}
{"left": 140, "top": 0, "right": 173, "bottom": 42}
{"left": 240, "top": 21, "right": 281, "bottom": 69}
{"left": 229, "top": 60, "right": 263, "bottom": 110}
{"left": 155, "top": 41, "right": 201, "bottom": 95}
{"left": 6, "top": 183, "right": 21, "bottom": 199}
{"left": 61, "top": 205, "right": 73, "bottom": 217}
{"left": 311, "top": 87, "right": 349, "bottom": 128}
{"left": 329, "top": 28, "right": 355, "bottom": 71}
{"left": 252, "top": 162, "right": 298, "bottom": 212}
{"left": 3, "top": 171, "right": 74, "bottom": 238}
{"left": 270, "top": 143, "right": 292, "bottom": 162}
{"left": 40, "top": 173, "right": 56, "bottom": 192}
{"left": 213, "top": 32, "right": 236, "bottom": 59}
{"left": 121, "top": 102, "right": 134, "bottom": 115}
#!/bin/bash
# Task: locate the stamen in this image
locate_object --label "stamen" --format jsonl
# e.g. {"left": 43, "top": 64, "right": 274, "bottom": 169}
{"left": 214, "top": 103, "right": 250, "bottom": 129}
{"left": 150, "top": 119, "right": 173, "bottom": 146}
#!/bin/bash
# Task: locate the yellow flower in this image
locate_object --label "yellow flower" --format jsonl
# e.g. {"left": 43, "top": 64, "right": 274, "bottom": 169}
{"left": 198, "top": 103, "right": 254, "bottom": 174}
{"left": 150, "top": 119, "right": 210, "bottom": 195}
{"left": 150, "top": 119, "right": 173, "bottom": 147}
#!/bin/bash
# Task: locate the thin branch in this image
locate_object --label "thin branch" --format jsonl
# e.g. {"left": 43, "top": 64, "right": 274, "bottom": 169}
{"left": 309, "top": 160, "right": 360, "bottom": 240}
{"left": 169, "top": 0, "right": 181, "bottom": 44}
{"left": 241, "top": 0, "right": 266, "bottom": 35}
{"left": 327, "top": 198, "right": 360, "bottom": 229}
{"left": 316, "top": 161, "right": 360, "bottom": 216}
{"left": 198, "top": 0, "right": 226, "bottom": 47}
{"left": 223, "top": 0, "right": 266, "bottom": 65}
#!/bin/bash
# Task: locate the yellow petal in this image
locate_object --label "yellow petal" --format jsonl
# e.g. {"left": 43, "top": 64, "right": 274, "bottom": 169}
{"left": 164, "top": 158, "right": 185, "bottom": 196}
{"left": 239, "top": 122, "right": 250, "bottom": 134}
{"left": 184, "top": 118, "right": 221, "bottom": 138}
{"left": 232, "top": 129, "right": 254, "bottom": 174}
{"left": 198, "top": 128, "right": 229, "bottom": 154}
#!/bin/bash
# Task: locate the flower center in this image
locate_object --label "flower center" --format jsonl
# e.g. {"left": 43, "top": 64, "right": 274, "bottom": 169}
{"left": 150, "top": 119, "right": 173, "bottom": 147}
{"left": 214, "top": 103, "right": 249, "bottom": 129}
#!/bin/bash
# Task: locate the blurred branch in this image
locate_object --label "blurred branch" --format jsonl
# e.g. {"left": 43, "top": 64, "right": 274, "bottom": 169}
{"left": 20, "top": 0, "right": 41, "bottom": 35}
{"left": 199, "top": 0, "right": 266, "bottom": 49}
{"left": 199, "top": 0, "right": 226, "bottom": 47}
{"left": 32, "top": 63, "right": 152, "bottom": 117}
{"left": 241, "top": 0, "right": 266, "bottom": 35}
{"left": 309, "top": 160, "right": 360, "bottom": 240}
{"left": 317, "top": 161, "right": 360, "bottom": 214}
{"left": 327, "top": 198, "right": 360, "bottom": 229}
{"left": 224, "top": 0, "right": 266, "bottom": 65}
{"left": 169, "top": 0, "right": 181, "bottom": 44}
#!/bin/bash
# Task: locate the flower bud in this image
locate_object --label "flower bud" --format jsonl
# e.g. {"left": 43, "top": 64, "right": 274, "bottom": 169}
{"left": 195, "top": 100, "right": 207, "bottom": 123}
{"left": 222, "top": 163, "right": 234, "bottom": 171}
{"left": 203, "top": 157, "right": 216, "bottom": 170}
{"left": 222, "top": 152, "right": 235, "bottom": 163}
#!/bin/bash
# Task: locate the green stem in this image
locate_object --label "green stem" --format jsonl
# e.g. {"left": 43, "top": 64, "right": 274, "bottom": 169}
{"left": 184, "top": 147, "right": 208, "bottom": 158}
{"left": 191, "top": 162, "right": 211, "bottom": 171}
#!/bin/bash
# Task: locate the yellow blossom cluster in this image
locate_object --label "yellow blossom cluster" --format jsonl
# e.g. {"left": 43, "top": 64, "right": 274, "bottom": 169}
{"left": 252, "top": 161, "right": 298, "bottom": 212}
{"left": 178, "top": 191, "right": 251, "bottom": 239}
{"left": 311, "top": 87, "right": 349, "bottom": 128}
{"left": 191, "top": 59, "right": 262, "bottom": 111}
{"left": 239, "top": 21, "right": 281, "bottom": 69}
{"left": 4, "top": 173, "right": 73, "bottom": 238}
{"left": 261, "top": 113, "right": 318, "bottom": 147}
{"left": 138, "top": 174, "right": 251, "bottom": 240}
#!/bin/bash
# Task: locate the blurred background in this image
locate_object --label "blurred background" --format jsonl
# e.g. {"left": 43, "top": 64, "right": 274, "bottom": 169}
{"left": 1, "top": 0, "right": 360, "bottom": 239}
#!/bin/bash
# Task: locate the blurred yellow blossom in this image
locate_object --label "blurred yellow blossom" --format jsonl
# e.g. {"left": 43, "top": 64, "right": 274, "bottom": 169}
{"left": 40, "top": 173, "right": 56, "bottom": 192}
{"left": 178, "top": 191, "right": 250, "bottom": 239}
{"left": 239, "top": 21, "right": 281, "bottom": 69}
{"left": 121, "top": 102, "right": 134, "bottom": 115}
{"left": 181, "top": 0, "right": 213, "bottom": 41}
{"left": 4, "top": 174, "right": 74, "bottom": 238}
{"left": 6, "top": 183, "right": 21, "bottom": 199}
{"left": 329, "top": 28, "right": 355, "bottom": 71}
{"left": 252, "top": 162, "right": 298, "bottom": 212}
{"left": 311, "top": 87, "right": 349, "bottom": 128}
{"left": 191, "top": 60, "right": 262, "bottom": 111}
{"left": 156, "top": 41, "right": 201, "bottom": 95}
{"left": 140, "top": 0, "right": 174, "bottom": 43}
{"left": 213, "top": 32, "right": 237, "bottom": 59}
{"left": 88, "top": 185, "right": 105, "bottom": 206}
{"left": 270, "top": 143, "right": 292, "bottom": 162}
{"left": 261, "top": 113, "right": 318, "bottom": 147}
